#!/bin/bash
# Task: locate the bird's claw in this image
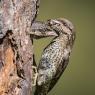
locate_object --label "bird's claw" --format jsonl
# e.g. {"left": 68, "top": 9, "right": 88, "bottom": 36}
{"left": 32, "top": 66, "right": 38, "bottom": 86}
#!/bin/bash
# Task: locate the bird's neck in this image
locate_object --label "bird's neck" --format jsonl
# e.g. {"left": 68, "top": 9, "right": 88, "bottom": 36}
{"left": 54, "top": 33, "right": 69, "bottom": 43}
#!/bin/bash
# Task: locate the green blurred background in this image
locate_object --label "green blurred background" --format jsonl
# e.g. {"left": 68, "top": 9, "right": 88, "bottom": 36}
{"left": 34, "top": 0, "right": 95, "bottom": 95}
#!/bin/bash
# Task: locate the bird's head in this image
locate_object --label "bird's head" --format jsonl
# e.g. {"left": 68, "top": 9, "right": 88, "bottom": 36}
{"left": 47, "top": 18, "right": 75, "bottom": 36}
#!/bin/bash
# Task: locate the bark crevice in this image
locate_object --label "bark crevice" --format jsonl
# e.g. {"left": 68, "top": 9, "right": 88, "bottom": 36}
{"left": 0, "top": 0, "right": 39, "bottom": 94}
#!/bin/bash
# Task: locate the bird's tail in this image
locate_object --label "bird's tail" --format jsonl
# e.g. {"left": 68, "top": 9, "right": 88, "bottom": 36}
{"left": 34, "top": 89, "right": 39, "bottom": 95}
{"left": 34, "top": 85, "right": 47, "bottom": 95}
{"left": 34, "top": 86, "right": 42, "bottom": 95}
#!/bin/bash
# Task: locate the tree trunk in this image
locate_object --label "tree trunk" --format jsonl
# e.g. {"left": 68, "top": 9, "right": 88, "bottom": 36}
{"left": 0, "top": 0, "right": 39, "bottom": 95}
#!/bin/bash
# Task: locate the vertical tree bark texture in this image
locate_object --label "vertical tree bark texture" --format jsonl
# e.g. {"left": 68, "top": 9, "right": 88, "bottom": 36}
{"left": 0, "top": 0, "right": 39, "bottom": 95}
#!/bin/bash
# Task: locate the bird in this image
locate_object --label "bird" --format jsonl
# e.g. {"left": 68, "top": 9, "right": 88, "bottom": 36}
{"left": 34, "top": 18, "right": 76, "bottom": 95}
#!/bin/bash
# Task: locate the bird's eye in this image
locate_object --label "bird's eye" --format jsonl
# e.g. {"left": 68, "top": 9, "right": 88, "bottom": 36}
{"left": 64, "top": 23, "right": 67, "bottom": 26}
{"left": 55, "top": 23, "right": 60, "bottom": 26}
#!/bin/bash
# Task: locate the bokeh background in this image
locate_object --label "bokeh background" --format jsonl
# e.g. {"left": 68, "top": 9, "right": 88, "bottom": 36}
{"left": 34, "top": 0, "right": 95, "bottom": 95}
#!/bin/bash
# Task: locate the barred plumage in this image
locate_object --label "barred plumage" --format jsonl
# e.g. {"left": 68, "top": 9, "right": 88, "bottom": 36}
{"left": 34, "top": 18, "right": 76, "bottom": 95}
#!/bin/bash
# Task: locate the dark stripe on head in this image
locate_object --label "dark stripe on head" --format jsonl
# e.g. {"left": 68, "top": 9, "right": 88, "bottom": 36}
{"left": 57, "top": 19, "right": 73, "bottom": 32}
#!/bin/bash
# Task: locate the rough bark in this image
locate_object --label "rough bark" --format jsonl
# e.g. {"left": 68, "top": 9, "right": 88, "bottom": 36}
{"left": 0, "top": 0, "right": 39, "bottom": 95}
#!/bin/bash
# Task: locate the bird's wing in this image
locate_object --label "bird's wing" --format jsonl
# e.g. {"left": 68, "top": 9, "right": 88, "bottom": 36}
{"left": 48, "top": 59, "right": 69, "bottom": 92}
